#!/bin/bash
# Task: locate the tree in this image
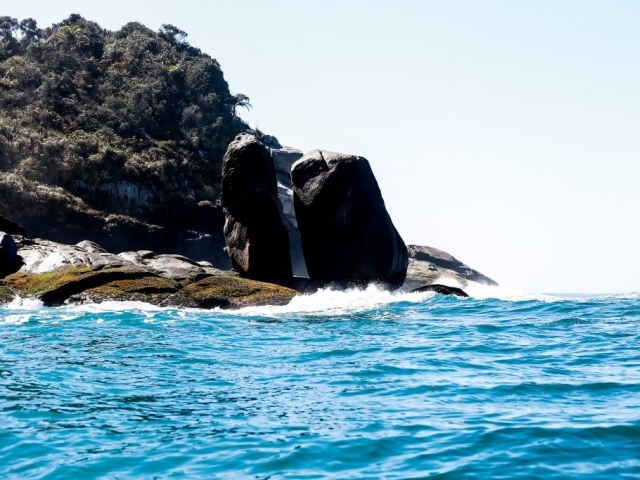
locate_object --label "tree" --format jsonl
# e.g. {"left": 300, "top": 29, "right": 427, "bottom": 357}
{"left": 47, "top": 25, "right": 89, "bottom": 53}
{"left": 159, "top": 24, "right": 187, "bottom": 45}
{"left": 233, "top": 93, "right": 252, "bottom": 113}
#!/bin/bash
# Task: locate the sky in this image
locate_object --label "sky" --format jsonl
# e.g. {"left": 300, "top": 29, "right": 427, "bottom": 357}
{"left": 4, "top": 1, "right": 640, "bottom": 293}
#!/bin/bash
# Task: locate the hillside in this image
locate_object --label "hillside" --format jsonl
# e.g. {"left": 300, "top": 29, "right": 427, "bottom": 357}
{"left": 0, "top": 15, "right": 248, "bottom": 264}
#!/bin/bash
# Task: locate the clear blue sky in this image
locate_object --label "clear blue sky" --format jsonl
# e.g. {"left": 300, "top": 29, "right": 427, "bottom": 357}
{"left": 5, "top": 1, "right": 640, "bottom": 293}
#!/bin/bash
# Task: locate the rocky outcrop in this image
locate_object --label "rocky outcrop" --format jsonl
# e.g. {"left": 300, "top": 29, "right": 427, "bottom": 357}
{"left": 15, "top": 238, "right": 131, "bottom": 273}
{"left": 221, "top": 133, "right": 292, "bottom": 282}
{"left": 291, "top": 150, "right": 408, "bottom": 286}
{"left": 403, "top": 245, "right": 498, "bottom": 290}
{"left": 0, "top": 236, "right": 297, "bottom": 308}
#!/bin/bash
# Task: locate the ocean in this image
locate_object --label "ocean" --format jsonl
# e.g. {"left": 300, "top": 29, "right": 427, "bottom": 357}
{"left": 1, "top": 285, "right": 639, "bottom": 479}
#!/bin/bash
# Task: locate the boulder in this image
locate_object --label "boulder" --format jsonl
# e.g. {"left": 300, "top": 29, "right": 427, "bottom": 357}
{"left": 0, "top": 232, "right": 17, "bottom": 265}
{"left": 0, "top": 232, "right": 20, "bottom": 277}
{"left": 291, "top": 150, "right": 408, "bottom": 286}
{"left": 0, "top": 216, "right": 27, "bottom": 237}
{"left": 221, "top": 133, "right": 292, "bottom": 282}
{"left": 403, "top": 245, "right": 498, "bottom": 290}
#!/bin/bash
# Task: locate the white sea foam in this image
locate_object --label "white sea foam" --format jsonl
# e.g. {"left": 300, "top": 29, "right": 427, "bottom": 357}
{"left": 230, "top": 284, "right": 436, "bottom": 317}
{"left": 5, "top": 296, "right": 45, "bottom": 310}
{"left": 429, "top": 277, "right": 561, "bottom": 302}
{"left": 0, "top": 296, "right": 43, "bottom": 325}
{"left": 63, "top": 300, "right": 167, "bottom": 314}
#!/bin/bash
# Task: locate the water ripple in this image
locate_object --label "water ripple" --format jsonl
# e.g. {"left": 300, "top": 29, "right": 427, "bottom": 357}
{"left": 1, "top": 289, "right": 640, "bottom": 478}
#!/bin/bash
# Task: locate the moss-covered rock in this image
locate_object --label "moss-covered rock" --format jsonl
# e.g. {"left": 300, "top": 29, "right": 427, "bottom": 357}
{"left": 4, "top": 266, "right": 163, "bottom": 306}
{"left": 68, "top": 276, "right": 180, "bottom": 305}
{"left": 3, "top": 266, "right": 297, "bottom": 309}
{"left": 167, "top": 275, "right": 296, "bottom": 309}
{"left": 0, "top": 284, "right": 15, "bottom": 305}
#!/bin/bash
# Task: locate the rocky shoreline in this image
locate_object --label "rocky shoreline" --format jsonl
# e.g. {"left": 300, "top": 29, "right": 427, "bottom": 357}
{"left": 0, "top": 231, "right": 487, "bottom": 308}
{"left": 0, "top": 233, "right": 296, "bottom": 308}
{"left": 0, "top": 132, "right": 497, "bottom": 308}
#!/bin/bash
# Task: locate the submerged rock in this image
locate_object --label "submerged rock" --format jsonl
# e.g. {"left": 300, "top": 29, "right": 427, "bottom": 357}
{"left": 221, "top": 133, "right": 293, "bottom": 282}
{"left": 411, "top": 284, "right": 469, "bottom": 297}
{"left": 292, "top": 150, "right": 408, "bottom": 287}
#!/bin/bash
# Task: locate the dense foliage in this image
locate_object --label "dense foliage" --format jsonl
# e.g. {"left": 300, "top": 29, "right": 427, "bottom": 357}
{"left": 0, "top": 14, "right": 248, "bottom": 215}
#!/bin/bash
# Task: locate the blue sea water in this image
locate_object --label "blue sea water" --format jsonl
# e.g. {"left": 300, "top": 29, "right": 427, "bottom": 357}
{"left": 1, "top": 285, "right": 639, "bottom": 479}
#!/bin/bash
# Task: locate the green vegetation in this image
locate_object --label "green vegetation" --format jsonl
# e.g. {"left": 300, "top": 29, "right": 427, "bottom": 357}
{"left": 0, "top": 14, "right": 248, "bottom": 215}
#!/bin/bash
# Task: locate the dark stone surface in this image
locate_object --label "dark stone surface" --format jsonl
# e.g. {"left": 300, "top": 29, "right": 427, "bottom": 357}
{"left": 221, "top": 133, "right": 292, "bottom": 282}
{"left": 0, "top": 232, "right": 17, "bottom": 264}
{"left": 411, "top": 284, "right": 469, "bottom": 297}
{"left": 292, "top": 150, "right": 408, "bottom": 287}
{"left": 0, "top": 216, "right": 27, "bottom": 237}
{"left": 0, "top": 232, "right": 20, "bottom": 277}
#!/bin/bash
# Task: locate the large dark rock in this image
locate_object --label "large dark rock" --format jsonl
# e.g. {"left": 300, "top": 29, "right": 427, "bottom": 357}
{"left": 221, "top": 133, "right": 292, "bottom": 282}
{"left": 0, "top": 232, "right": 18, "bottom": 266}
{"left": 0, "top": 216, "right": 27, "bottom": 237}
{"left": 292, "top": 150, "right": 408, "bottom": 286}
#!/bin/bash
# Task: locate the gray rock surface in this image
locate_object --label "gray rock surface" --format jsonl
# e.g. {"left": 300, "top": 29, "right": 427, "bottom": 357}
{"left": 118, "top": 250, "right": 224, "bottom": 281}
{"left": 17, "top": 238, "right": 130, "bottom": 273}
{"left": 403, "top": 245, "right": 498, "bottom": 290}
{"left": 221, "top": 133, "right": 293, "bottom": 282}
{"left": 13, "top": 237, "right": 226, "bottom": 283}
{"left": 268, "top": 144, "right": 308, "bottom": 277}
{"left": 292, "top": 149, "right": 408, "bottom": 286}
